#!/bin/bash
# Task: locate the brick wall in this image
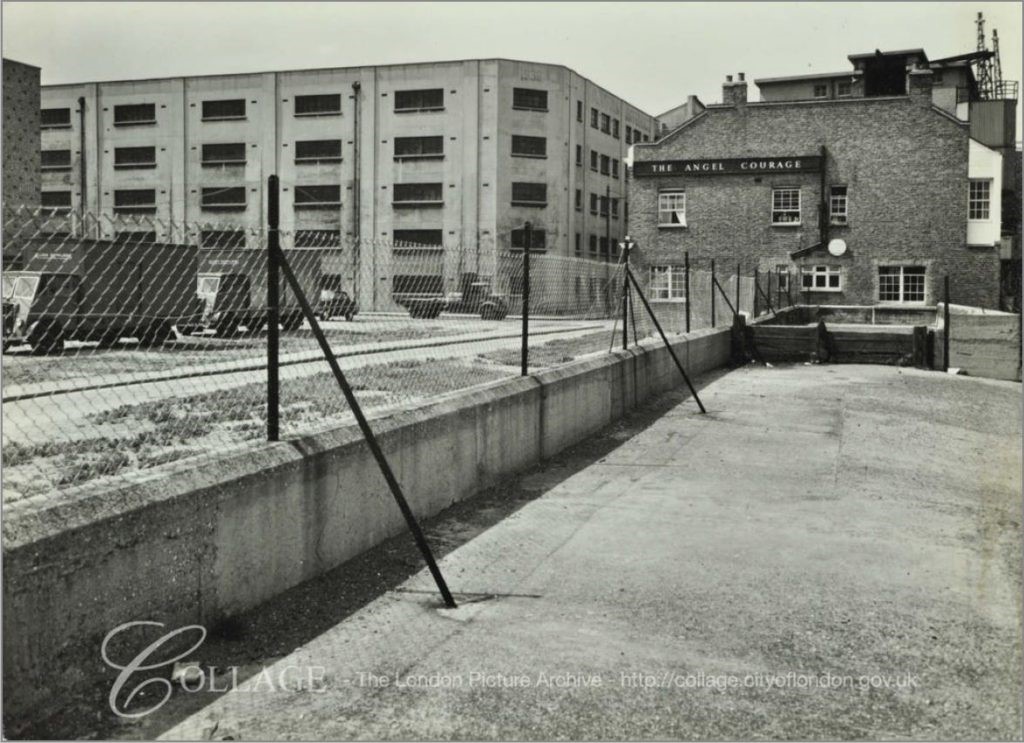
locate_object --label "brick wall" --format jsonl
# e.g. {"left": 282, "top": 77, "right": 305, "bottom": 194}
{"left": 3, "top": 59, "right": 41, "bottom": 209}
{"left": 629, "top": 94, "right": 1002, "bottom": 309}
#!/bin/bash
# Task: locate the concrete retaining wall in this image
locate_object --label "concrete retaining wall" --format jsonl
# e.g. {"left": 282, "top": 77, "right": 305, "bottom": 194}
{"left": 936, "top": 303, "right": 1022, "bottom": 381}
{"left": 2, "top": 327, "right": 731, "bottom": 724}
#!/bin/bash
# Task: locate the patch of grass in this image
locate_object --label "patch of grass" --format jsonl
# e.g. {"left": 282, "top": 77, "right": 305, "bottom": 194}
{"left": 478, "top": 331, "right": 612, "bottom": 369}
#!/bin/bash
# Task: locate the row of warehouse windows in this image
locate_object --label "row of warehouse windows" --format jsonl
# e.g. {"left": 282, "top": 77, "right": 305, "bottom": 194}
{"left": 572, "top": 234, "right": 622, "bottom": 261}
{"left": 573, "top": 101, "right": 650, "bottom": 144}
{"left": 574, "top": 147, "right": 621, "bottom": 178}
{"left": 573, "top": 190, "right": 621, "bottom": 218}
{"left": 656, "top": 181, "right": 991, "bottom": 227}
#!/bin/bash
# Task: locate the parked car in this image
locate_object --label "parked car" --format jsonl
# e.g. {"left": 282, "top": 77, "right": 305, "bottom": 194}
{"left": 316, "top": 274, "right": 359, "bottom": 321}
{"left": 397, "top": 273, "right": 509, "bottom": 320}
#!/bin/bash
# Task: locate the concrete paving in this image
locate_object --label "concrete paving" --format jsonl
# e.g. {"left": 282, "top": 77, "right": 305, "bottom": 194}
{"left": 161, "top": 364, "right": 1022, "bottom": 740}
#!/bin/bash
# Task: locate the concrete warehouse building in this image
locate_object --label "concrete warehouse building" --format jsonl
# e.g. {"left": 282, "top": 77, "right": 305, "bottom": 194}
{"left": 629, "top": 48, "right": 1018, "bottom": 311}
{"left": 37, "top": 59, "right": 657, "bottom": 310}
{"left": 3, "top": 58, "right": 41, "bottom": 208}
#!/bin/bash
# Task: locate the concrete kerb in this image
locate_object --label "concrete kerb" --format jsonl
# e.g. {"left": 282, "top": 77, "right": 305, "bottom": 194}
{"left": 2, "top": 326, "right": 731, "bottom": 724}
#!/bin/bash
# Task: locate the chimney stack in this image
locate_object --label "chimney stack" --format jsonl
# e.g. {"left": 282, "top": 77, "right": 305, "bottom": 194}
{"left": 723, "top": 72, "right": 748, "bottom": 106}
{"left": 907, "top": 67, "right": 934, "bottom": 106}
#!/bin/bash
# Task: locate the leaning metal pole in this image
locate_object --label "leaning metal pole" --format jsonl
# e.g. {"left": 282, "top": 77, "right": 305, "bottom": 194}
{"left": 273, "top": 244, "right": 457, "bottom": 609}
{"left": 626, "top": 266, "right": 707, "bottom": 414}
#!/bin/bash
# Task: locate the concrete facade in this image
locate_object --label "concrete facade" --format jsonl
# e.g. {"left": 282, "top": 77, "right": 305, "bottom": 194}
{"left": 38, "top": 60, "right": 656, "bottom": 310}
{"left": 3, "top": 58, "right": 41, "bottom": 208}
{"left": 630, "top": 69, "right": 1004, "bottom": 309}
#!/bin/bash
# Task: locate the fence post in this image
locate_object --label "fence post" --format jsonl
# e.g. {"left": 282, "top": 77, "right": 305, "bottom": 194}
{"left": 735, "top": 261, "right": 741, "bottom": 316}
{"left": 684, "top": 251, "right": 691, "bottom": 334}
{"left": 711, "top": 258, "right": 716, "bottom": 328}
{"left": 943, "top": 274, "right": 950, "bottom": 372}
{"left": 267, "top": 175, "right": 280, "bottom": 442}
{"left": 622, "top": 238, "right": 630, "bottom": 350}
{"left": 521, "top": 221, "right": 531, "bottom": 376}
{"left": 753, "top": 268, "right": 759, "bottom": 317}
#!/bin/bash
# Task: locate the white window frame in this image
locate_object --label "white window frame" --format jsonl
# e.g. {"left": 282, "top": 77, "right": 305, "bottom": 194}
{"left": 829, "top": 185, "right": 848, "bottom": 225}
{"left": 772, "top": 188, "right": 801, "bottom": 226}
{"left": 649, "top": 265, "right": 686, "bottom": 301}
{"left": 878, "top": 265, "right": 926, "bottom": 304}
{"left": 800, "top": 265, "right": 842, "bottom": 292}
{"left": 968, "top": 179, "right": 991, "bottom": 221}
{"left": 658, "top": 190, "right": 686, "bottom": 228}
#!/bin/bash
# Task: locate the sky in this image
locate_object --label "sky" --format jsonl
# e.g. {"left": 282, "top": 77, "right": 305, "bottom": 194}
{"left": 2, "top": 1, "right": 1021, "bottom": 135}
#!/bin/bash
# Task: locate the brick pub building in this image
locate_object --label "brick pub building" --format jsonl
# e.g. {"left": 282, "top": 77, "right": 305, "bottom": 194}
{"left": 629, "top": 49, "right": 1012, "bottom": 311}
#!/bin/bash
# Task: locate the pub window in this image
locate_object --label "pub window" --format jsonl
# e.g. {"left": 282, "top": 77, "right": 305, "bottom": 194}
{"left": 575, "top": 144, "right": 582, "bottom": 166}
{"left": 294, "top": 185, "right": 341, "bottom": 208}
{"left": 393, "top": 182, "right": 443, "bottom": 206}
{"left": 41, "top": 107, "right": 71, "bottom": 129}
{"left": 512, "top": 87, "right": 548, "bottom": 111}
{"left": 829, "top": 185, "right": 848, "bottom": 225}
{"left": 295, "top": 139, "right": 342, "bottom": 163}
{"left": 612, "top": 118, "right": 620, "bottom": 139}
{"left": 813, "top": 84, "right": 828, "bottom": 98}
{"left": 837, "top": 81, "right": 852, "bottom": 97}
{"left": 575, "top": 189, "right": 582, "bottom": 211}
{"left": 393, "top": 229, "right": 443, "bottom": 247}
{"left": 201, "top": 229, "right": 246, "bottom": 248}
{"left": 295, "top": 94, "right": 341, "bottom": 116}
{"left": 771, "top": 188, "right": 801, "bottom": 225}
{"left": 510, "top": 228, "right": 546, "bottom": 251}
{"left": 590, "top": 150, "right": 598, "bottom": 171}
{"left": 114, "top": 146, "right": 157, "bottom": 169}
{"left": 589, "top": 193, "right": 598, "bottom": 215}
{"left": 576, "top": 101, "right": 583, "bottom": 122}
{"left": 113, "top": 103, "right": 156, "bottom": 126}
{"left": 201, "top": 186, "right": 247, "bottom": 210}
{"left": 41, "top": 190, "right": 72, "bottom": 212}
{"left": 642, "top": 134, "right": 649, "bottom": 142}
{"left": 590, "top": 107, "right": 599, "bottom": 129}
{"left": 611, "top": 159, "right": 620, "bottom": 179}
{"left": 202, "top": 99, "right": 246, "bottom": 121}
{"left": 801, "top": 265, "right": 841, "bottom": 292}
{"left": 969, "top": 179, "right": 991, "bottom": 220}
{"left": 113, "top": 189, "right": 156, "bottom": 214}
{"left": 394, "top": 88, "right": 444, "bottom": 112}
{"left": 201, "top": 143, "right": 246, "bottom": 166}
{"left": 394, "top": 135, "right": 444, "bottom": 160}
{"left": 294, "top": 229, "right": 341, "bottom": 248}
{"left": 878, "top": 266, "right": 926, "bottom": 303}
{"left": 41, "top": 149, "right": 72, "bottom": 171}
{"left": 600, "top": 154, "right": 610, "bottom": 175}
{"left": 658, "top": 190, "right": 686, "bottom": 227}
{"left": 649, "top": 266, "right": 686, "bottom": 300}
{"left": 600, "top": 113, "right": 610, "bottom": 134}
{"left": 511, "top": 135, "right": 546, "bottom": 158}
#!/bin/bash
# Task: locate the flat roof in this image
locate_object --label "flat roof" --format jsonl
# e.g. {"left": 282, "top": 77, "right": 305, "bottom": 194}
{"left": 755, "top": 70, "right": 855, "bottom": 85}
{"left": 3, "top": 57, "right": 41, "bottom": 70}
{"left": 847, "top": 48, "right": 927, "bottom": 62}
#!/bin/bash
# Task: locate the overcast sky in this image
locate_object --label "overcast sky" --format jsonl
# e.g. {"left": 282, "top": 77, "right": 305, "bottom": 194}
{"left": 3, "top": 1, "right": 1021, "bottom": 134}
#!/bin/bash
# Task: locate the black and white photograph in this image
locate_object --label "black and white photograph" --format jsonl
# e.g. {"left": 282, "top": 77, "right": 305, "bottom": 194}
{"left": 1, "top": 1, "right": 1021, "bottom": 739}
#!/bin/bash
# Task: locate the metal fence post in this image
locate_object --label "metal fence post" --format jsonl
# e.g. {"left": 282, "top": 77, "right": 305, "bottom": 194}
{"left": 736, "top": 261, "right": 741, "bottom": 316}
{"left": 943, "top": 274, "right": 951, "bottom": 372}
{"left": 753, "top": 268, "right": 759, "bottom": 317}
{"left": 711, "top": 258, "right": 716, "bottom": 328}
{"left": 521, "top": 221, "right": 531, "bottom": 376}
{"left": 622, "top": 238, "right": 630, "bottom": 350}
{"left": 267, "top": 175, "right": 280, "bottom": 442}
{"left": 684, "top": 251, "right": 691, "bottom": 334}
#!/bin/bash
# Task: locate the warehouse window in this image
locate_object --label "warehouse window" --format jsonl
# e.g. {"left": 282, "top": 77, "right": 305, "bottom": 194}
{"left": 771, "top": 188, "right": 801, "bottom": 225}
{"left": 611, "top": 198, "right": 620, "bottom": 219}
{"left": 600, "top": 154, "right": 610, "bottom": 175}
{"left": 394, "top": 88, "right": 444, "bottom": 112}
{"left": 878, "top": 266, "right": 926, "bottom": 303}
{"left": 114, "top": 231, "right": 157, "bottom": 245}
{"left": 113, "top": 103, "right": 156, "bottom": 126}
{"left": 590, "top": 193, "right": 598, "bottom": 215}
{"left": 600, "top": 113, "right": 610, "bottom": 134}
{"left": 588, "top": 234, "right": 597, "bottom": 257}
{"left": 575, "top": 189, "right": 582, "bottom": 211}
{"left": 813, "top": 84, "right": 828, "bottom": 98}
{"left": 512, "top": 182, "right": 547, "bottom": 207}
{"left": 201, "top": 143, "right": 246, "bottom": 166}
{"left": 611, "top": 159, "right": 620, "bottom": 179}
{"left": 837, "top": 81, "right": 852, "bottom": 97}
{"left": 201, "top": 186, "right": 247, "bottom": 210}
{"left": 114, "top": 146, "right": 157, "bottom": 169}
{"left": 510, "top": 228, "right": 546, "bottom": 251}
{"left": 393, "top": 230, "right": 443, "bottom": 247}
{"left": 295, "top": 94, "right": 341, "bottom": 116}
{"left": 575, "top": 233, "right": 581, "bottom": 257}
{"left": 41, "top": 150, "right": 72, "bottom": 171}
{"left": 612, "top": 119, "right": 620, "bottom": 139}
{"left": 393, "top": 182, "right": 443, "bottom": 206}
{"left": 202, "top": 99, "right": 246, "bottom": 121}
{"left": 393, "top": 275, "right": 444, "bottom": 296}
{"left": 201, "top": 229, "right": 246, "bottom": 248}
{"left": 41, "top": 107, "right": 71, "bottom": 129}
{"left": 575, "top": 144, "right": 582, "bottom": 166}
{"left": 658, "top": 190, "right": 686, "bottom": 227}
{"left": 801, "top": 265, "right": 841, "bottom": 292}
{"left": 41, "top": 191, "right": 72, "bottom": 213}
{"left": 829, "top": 185, "right": 848, "bottom": 225}
{"left": 576, "top": 101, "right": 583, "bottom": 122}
{"left": 625, "top": 125, "right": 633, "bottom": 143}
{"left": 113, "top": 189, "right": 156, "bottom": 214}
{"left": 590, "top": 108, "right": 599, "bottom": 128}
{"left": 599, "top": 195, "right": 609, "bottom": 217}
{"left": 295, "top": 139, "right": 342, "bottom": 163}
{"left": 512, "top": 87, "right": 548, "bottom": 111}
{"left": 394, "top": 135, "right": 444, "bottom": 160}
{"left": 294, "top": 185, "right": 341, "bottom": 208}
{"left": 511, "top": 135, "right": 546, "bottom": 158}
{"left": 649, "top": 266, "right": 686, "bottom": 301}
{"left": 590, "top": 150, "right": 598, "bottom": 171}
{"left": 969, "top": 179, "right": 991, "bottom": 220}
{"left": 294, "top": 230, "right": 341, "bottom": 248}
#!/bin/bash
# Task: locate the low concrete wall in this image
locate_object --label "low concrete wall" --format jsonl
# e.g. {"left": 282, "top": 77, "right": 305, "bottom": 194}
{"left": 2, "top": 327, "right": 731, "bottom": 725}
{"left": 936, "top": 303, "right": 1022, "bottom": 381}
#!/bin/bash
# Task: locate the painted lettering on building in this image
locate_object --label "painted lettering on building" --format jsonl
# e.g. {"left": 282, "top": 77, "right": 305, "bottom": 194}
{"left": 633, "top": 156, "right": 822, "bottom": 177}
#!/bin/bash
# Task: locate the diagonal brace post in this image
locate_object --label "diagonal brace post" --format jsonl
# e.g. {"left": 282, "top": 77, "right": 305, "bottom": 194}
{"left": 712, "top": 275, "right": 738, "bottom": 317}
{"left": 273, "top": 244, "right": 457, "bottom": 609}
{"left": 626, "top": 267, "right": 706, "bottom": 414}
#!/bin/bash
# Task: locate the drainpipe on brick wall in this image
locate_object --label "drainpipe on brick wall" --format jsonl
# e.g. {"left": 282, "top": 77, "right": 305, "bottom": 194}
{"left": 78, "top": 97, "right": 86, "bottom": 215}
{"left": 819, "top": 144, "right": 828, "bottom": 248}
